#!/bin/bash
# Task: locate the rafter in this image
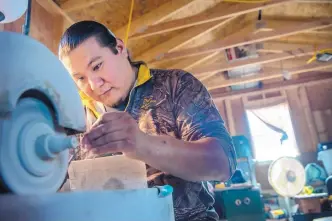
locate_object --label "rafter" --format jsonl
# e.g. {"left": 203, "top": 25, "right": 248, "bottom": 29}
{"left": 136, "top": 17, "right": 234, "bottom": 63}
{"left": 166, "top": 25, "right": 254, "bottom": 70}
{"left": 180, "top": 42, "right": 309, "bottom": 71}
{"left": 36, "top": 0, "right": 74, "bottom": 25}
{"left": 207, "top": 62, "right": 332, "bottom": 91}
{"left": 262, "top": 57, "right": 312, "bottom": 69}
{"left": 184, "top": 52, "right": 220, "bottom": 70}
{"left": 193, "top": 43, "right": 332, "bottom": 81}
{"left": 295, "top": 0, "right": 332, "bottom": 2}
{"left": 130, "top": 0, "right": 292, "bottom": 40}
{"left": 211, "top": 72, "right": 332, "bottom": 99}
{"left": 114, "top": 0, "right": 196, "bottom": 39}
{"left": 152, "top": 18, "right": 332, "bottom": 62}
{"left": 59, "top": 0, "right": 107, "bottom": 12}
{"left": 258, "top": 42, "right": 310, "bottom": 53}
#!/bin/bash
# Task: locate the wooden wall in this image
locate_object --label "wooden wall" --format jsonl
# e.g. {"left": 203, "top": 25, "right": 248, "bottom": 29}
{"left": 0, "top": 0, "right": 64, "bottom": 54}
{"left": 213, "top": 75, "right": 332, "bottom": 190}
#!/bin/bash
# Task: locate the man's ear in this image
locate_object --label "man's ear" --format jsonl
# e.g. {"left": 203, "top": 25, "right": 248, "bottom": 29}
{"left": 115, "top": 39, "right": 128, "bottom": 57}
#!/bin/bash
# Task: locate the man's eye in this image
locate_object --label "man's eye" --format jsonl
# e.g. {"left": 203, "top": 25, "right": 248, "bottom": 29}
{"left": 93, "top": 62, "right": 102, "bottom": 72}
{"left": 77, "top": 76, "right": 85, "bottom": 81}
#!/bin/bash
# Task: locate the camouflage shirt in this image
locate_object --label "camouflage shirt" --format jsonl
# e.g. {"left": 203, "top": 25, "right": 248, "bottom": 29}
{"left": 83, "top": 65, "right": 236, "bottom": 221}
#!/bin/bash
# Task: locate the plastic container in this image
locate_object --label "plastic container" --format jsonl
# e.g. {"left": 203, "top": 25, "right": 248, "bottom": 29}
{"left": 318, "top": 149, "right": 332, "bottom": 176}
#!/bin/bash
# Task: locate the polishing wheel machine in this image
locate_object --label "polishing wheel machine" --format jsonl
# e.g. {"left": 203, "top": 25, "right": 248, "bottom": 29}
{"left": 0, "top": 31, "right": 86, "bottom": 194}
{"left": 0, "top": 2, "right": 175, "bottom": 221}
{"left": 0, "top": 0, "right": 86, "bottom": 195}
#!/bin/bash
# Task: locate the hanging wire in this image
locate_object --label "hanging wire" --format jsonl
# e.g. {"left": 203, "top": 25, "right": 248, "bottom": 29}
{"left": 124, "top": 0, "right": 135, "bottom": 46}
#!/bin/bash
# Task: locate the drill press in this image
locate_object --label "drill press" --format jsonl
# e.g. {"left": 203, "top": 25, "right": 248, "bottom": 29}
{"left": 0, "top": 31, "right": 174, "bottom": 221}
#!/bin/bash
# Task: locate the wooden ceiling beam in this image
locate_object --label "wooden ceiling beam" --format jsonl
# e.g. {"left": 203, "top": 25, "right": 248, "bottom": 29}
{"left": 36, "top": 0, "right": 74, "bottom": 25}
{"left": 193, "top": 43, "right": 332, "bottom": 81}
{"left": 258, "top": 42, "right": 310, "bottom": 53}
{"left": 37, "top": 0, "right": 195, "bottom": 38}
{"left": 278, "top": 32, "right": 332, "bottom": 45}
{"left": 136, "top": 17, "right": 234, "bottom": 62}
{"left": 130, "top": 0, "right": 292, "bottom": 40}
{"left": 114, "top": 0, "right": 196, "bottom": 39}
{"left": 59, "top": 0, "right": 107, "bottom": 12}
{"left": 183, "top": 52, "right": 220, "bottom": 70}
{"left": 211, "top": 72, "right": 332, "bottom": 99}
{"left": 207, "top": 62, "right": 332, "bottom": 91}
{"left": 295, "top": 0, "right": 332, "bottom": 2}
{"left": 154, "top": 20, "right": 253, "bottom": 70}
{"left": 152, "top": 18, "right": 332, "bottom": 62}
{"left": 262, "top": 57, "right": 311, "bottom": 68}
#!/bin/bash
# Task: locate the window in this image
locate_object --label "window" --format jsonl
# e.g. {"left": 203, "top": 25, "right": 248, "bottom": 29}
{"left": 246, "top": 103, "right": 299, "bottom": 162}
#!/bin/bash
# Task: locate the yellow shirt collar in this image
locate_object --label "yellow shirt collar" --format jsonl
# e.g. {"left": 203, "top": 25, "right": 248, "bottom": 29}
{"left": 136, "top": 64, "right": 152, "bottom": 87}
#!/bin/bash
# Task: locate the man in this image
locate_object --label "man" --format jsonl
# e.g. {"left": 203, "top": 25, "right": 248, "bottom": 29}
{"left": 59, "top": 20, "right": 236, "bottom": 221}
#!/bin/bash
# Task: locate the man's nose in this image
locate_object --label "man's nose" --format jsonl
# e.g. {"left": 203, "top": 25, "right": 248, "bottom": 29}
{"left": 88, "top": 76, "right": 104, "bottom": 91}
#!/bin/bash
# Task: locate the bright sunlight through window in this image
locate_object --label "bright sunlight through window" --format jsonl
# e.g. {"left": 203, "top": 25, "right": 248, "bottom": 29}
{"left": 246, "top": 103, "right": 299, "bottom": 162}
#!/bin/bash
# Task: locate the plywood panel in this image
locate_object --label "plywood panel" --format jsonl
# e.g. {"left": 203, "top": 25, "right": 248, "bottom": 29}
{"left": 262, "top": 56, "right": 312, "bottom": 70}
{"left": 3, "top": 0, "right": 64, "bottom": 54}
{"left": 298, "top": 87, "right": 319, "bottom": 147}
{"left": 263, "top": 2, "right": 332, "bottom": 19}
{"left": 225, "top": 99, "right": 236, "bottom": 135}
{"left": 313, "top": 111, "right": 326, "bottom": 134}
{"left": 203, "top": 72, "right": 227, "bottom": 90}
{"left": 153, "top": 13, "right": 255, "bottom": 70}
{"left": 231, "top": 98, "right": 250, "bottom": 137}
{"left": 3, "top": 14, "right": 25, "bottom": 33}
{"left": 174, "top": 11, "right": 255, "bottom": 51}
{"left": 214, "top": 99, "right": 228, "bottom": 130}
{"left": 262, "top": 76, "right": 285, "bottom": 85}
{"left": 130, "top": 30, "right": 182, "bottom": 59}
{"left": 31, "top": 0, "right": 64, "bottom": 53}
{"left": 312, "top": 110, "right": 329, "bottom": 142}
{"left": 286, "top": 87, "right": 315, "bottom": 152}
{"left": 277, "top": 32, "right": 332, "bottom": 45}
{"left": 306, "top": 81, "right": 332, "bottom": 111}
{"left": 67, "top": 0, "right": 170, "bottom": 31}
{"left": 324, "top": 109, "right": 332, "bottom": 141}
{"left": 163, "top": 0, "right": 222, "bottom": 21}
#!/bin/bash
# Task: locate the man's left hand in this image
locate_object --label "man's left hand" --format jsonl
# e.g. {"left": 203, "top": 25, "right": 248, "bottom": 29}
{"left": 81, "top": 111, "right": 145, "bottom": 159}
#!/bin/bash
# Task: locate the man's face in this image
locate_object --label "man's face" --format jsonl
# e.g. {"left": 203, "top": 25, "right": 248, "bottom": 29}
{"left": 61, "top": 37, "right": 135, "bottom": 107}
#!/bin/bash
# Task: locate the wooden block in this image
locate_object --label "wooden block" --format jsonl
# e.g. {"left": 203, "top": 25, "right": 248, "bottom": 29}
{"left": 68, "top": 155, "right": 147, "bottom": 191}
{"left": 295, "top": 197, "right": 321, "bottom": 214}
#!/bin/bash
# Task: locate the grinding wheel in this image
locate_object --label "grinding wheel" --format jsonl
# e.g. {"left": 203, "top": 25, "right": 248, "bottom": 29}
{"left": 0, "top": 98, "right": 78, "bottom": 194}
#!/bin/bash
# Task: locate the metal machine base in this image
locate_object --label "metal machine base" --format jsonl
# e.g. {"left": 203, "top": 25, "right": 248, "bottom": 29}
{"left": 0, "top": 188, "right": 175, "bottom": 221}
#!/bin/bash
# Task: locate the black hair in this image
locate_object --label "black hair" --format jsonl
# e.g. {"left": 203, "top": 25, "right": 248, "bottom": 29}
{"left": 58, "top": 20, "right": 144, "bottom": 66}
